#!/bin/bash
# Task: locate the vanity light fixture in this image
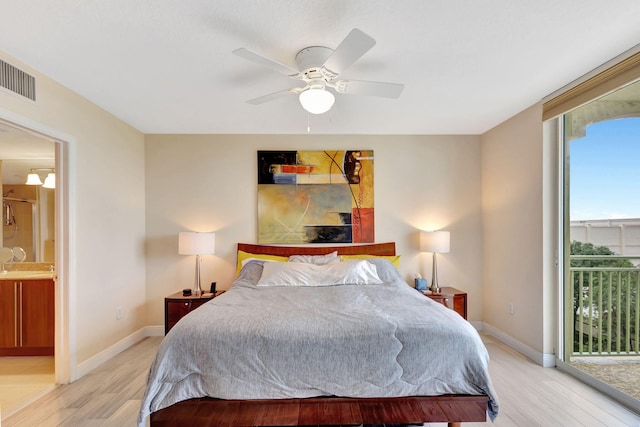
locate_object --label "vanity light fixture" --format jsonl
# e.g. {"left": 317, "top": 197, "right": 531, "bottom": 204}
{"left": 25, "top": 168, "right": 55, "bottom": 189}
{"left": 25, "top": 171, "right": 43, "bottom": 185}
{"left": 179, "top": 231, "right": 216, "bottom": 297}
{"left": 42, "top": 172, "right": 55, "bottom": 189}
{"left": 420, "top": 230, "right": 450, "bottom": 293}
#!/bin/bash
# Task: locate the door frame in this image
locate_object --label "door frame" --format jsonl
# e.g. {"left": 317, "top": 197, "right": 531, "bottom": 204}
{"left": 552, "top": 113, "right": 640, "bottom": 415}
{"left": 0, "top": 109, "right": 76, "bottom": 383}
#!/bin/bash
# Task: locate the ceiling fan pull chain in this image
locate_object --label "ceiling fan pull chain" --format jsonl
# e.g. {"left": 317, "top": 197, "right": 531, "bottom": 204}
{"left": 307, "top": 112, "right": 311, "bottom": 133}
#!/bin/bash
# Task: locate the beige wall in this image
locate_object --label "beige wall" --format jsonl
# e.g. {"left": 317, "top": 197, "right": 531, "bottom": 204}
{"left": 145, "top": 134, "right": 484, "bottom": 325}
{"left": 1, "top": 47, "right": 556, "bottom": 373}
{"left": 481, "top": 103, "right": 555, "bottom": 356}
{"left": 0, "top": 51, "right": 147, "bottom": 367}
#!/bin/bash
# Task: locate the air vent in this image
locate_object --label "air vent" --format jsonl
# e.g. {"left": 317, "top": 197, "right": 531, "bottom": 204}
{"left": 0, "top": 58, "right": 36, "bottom": 101}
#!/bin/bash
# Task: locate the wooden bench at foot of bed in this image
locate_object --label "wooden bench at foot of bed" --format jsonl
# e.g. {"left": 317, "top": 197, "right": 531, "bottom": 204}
{"left": 150, "top": 395, "right": 489, "bottom": 427}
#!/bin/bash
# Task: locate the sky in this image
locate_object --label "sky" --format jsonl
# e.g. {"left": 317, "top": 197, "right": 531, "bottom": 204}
{"left": 570, "top": 117, "right": 640, "bottom": 221}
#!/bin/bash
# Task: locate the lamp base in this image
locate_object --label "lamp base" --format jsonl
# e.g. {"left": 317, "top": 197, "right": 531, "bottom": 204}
{"left": 193, "top": 254, "right": 203, "bottom": 297}
{"left": 430, "top": 252, "right": 440, "bottom": 293}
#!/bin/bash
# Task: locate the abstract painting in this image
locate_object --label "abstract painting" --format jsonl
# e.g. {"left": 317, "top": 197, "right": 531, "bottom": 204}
{"left": 257, "top": 150, "right": 374, "bottom": 244}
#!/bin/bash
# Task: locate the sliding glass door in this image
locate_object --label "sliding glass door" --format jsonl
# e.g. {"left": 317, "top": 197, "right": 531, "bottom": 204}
{"left": 561, "top": 79, "right": 640, "bottom": 405}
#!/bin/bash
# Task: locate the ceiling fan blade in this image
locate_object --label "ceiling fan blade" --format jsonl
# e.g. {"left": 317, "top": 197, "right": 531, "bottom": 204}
{"left": 321, "top": 29, "right": 376, "bottom": 80}
{"left": 334, "top": 80, "right": 404, "bottom": 98}
{"left": 233, "top": 48, "right": 300, "bottom": 77}
{"left": 246, "top": 88, "right": 300, "bottom": 105}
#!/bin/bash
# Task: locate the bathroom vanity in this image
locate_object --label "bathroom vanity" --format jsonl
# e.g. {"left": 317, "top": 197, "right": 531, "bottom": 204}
{"left": 0, "top": 273, "right": 55, "bottom": 356}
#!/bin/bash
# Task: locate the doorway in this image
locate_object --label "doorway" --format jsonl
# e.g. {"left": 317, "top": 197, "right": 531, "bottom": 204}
{"left": 561, "top": 79, "right": 640, "bottom": 409}
{"left": 0, "top": 119, "right": 66, "bottom": 419}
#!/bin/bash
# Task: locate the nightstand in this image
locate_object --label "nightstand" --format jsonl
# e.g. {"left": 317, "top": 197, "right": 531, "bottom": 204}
{"left": 420, "top": 287, "right": 467, "bottom": 319}
{"left": 164, "top": 290, "right": 225, "bottom": 334}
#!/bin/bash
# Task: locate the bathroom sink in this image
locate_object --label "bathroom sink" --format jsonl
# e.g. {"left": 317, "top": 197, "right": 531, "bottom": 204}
{"left": 0, "top": 271, "right": 56, "bottom": 279}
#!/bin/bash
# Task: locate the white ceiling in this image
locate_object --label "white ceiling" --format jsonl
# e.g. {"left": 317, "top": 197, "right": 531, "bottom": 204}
{"left": 1, "top": 0, "right": 640, "bottom": 135}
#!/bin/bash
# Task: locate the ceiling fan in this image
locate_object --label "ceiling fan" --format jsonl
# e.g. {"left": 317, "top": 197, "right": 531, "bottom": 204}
{"left": 233, "top": 28, "right": 404, "bottom": 115}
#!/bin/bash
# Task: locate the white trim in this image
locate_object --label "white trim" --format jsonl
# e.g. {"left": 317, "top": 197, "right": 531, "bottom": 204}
{"left": 469, "top": 320, "right": 483, "bottom": 331}
{"left": 56, "top": 136, "right": 77, "bottom": 383}
{"left": 0, "top": 108, "right": 75, "bottom": 143}
{"left": 146, "top": 325, "right": 165, "bottom": 337}
{"left": 554, "top": 116, "right": 567, "bottom": 364}
{"left": 482, "top": 322, "right": 556, "bottom": 367}
{"left": 0, "top": 109, "right": 77, "bottom": 385}
{"left": 76, "top": 327, "right": 158, "bottom": 378}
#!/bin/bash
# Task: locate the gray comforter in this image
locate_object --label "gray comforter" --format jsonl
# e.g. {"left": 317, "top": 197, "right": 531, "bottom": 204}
{"left": 138, "top": 259, "right": 498, "bottom": 425}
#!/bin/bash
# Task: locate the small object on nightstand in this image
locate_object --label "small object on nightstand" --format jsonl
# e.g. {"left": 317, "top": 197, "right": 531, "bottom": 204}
{"left": 182, "top": 288, "right": 192, "bottom": 296}
{"left": 414, "top": 278, "right": 427, "bottom": 291}
{"left": 210, "top": 282, "right": 217, "bottom": 293}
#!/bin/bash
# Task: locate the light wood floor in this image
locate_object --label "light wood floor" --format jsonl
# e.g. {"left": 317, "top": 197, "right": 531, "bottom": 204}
{"left": 4, "top": 334, "right": 640, "bottom": 426}
{"left": 0, "top": 356, "right": 55, "bottom": 418}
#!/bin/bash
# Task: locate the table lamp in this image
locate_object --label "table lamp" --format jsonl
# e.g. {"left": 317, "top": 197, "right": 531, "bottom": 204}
{"left": 179, "top": 231, "right": 215, "bottom": 296}
{"left": 420, "top": 230, "right": 450, "bottom": 293}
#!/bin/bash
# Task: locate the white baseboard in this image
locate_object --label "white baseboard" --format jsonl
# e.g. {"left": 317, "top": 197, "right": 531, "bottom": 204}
{"left": 482, "top": 322, "right": 556, "bottom": 367}
{"left": 469, "top": 320, "right": 483, "bottom": 331}
{"left": 76, "top": 326, "right": 161, "bottom": 378}
{"left": 145, "top": 325, "right": 165, "bottom": 337}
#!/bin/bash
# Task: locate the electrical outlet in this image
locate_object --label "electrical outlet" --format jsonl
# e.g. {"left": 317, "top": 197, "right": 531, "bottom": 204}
{"left": 508, "top": 303, "right": 514, "bottom": 315}
{"left": 116, "top": 306, "right": 122, "bottom": 320}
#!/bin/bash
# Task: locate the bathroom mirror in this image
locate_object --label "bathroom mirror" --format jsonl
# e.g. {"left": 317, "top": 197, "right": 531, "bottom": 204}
{"left": 0, "top": 123, "right": 55, "bottom": 263}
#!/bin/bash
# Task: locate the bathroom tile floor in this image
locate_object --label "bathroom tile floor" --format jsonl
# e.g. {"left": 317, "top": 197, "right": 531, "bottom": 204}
{"left": 0, "top": 356, "right": 55, "bottom": 420}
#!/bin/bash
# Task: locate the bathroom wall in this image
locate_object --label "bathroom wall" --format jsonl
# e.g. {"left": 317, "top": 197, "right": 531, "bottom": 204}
{"left": 2, "top": 184, "right": 37, "bottom": 261}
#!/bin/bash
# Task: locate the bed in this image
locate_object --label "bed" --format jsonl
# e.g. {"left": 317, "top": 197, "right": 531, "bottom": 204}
{"left": 139, "top": 242, "right": 498, "bottom": 427}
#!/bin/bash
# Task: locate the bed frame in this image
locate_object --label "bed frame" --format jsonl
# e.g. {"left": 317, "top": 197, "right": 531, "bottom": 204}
{"left": 150, "top": 242, "right": 489, "bottom": 427}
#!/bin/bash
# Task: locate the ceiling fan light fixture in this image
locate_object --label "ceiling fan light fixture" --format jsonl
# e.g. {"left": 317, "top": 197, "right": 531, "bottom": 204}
{"left": 299, "top": 88, "right": 335, "bottom": 115}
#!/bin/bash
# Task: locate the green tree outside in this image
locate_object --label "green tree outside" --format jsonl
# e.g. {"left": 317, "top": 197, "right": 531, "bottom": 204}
{"left": 570, "top": 241, "right": 638, "bottom": 354}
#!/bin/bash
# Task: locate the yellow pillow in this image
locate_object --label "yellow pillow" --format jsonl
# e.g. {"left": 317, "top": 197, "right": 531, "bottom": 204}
{"left": 236, "top": 250, "right": 289, "bottom": 275}
{"left": 340, "top": 254, "right": 401, "bottom": 269}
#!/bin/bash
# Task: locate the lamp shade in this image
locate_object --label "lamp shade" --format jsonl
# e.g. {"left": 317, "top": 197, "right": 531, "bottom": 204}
{"left": 178, "top": 232, "right": 215, "bottom": 255}
{"left": 420, "top": 230, "right": 450, "bottom": 253}
{"left": 299, "top": 88, "right": 335, "bottom": 114}
{"left": 42, "top": 172, "right": 55, "bottom": 189}
{"left": 26, "top": 172, "right": 43, "bottom": 185}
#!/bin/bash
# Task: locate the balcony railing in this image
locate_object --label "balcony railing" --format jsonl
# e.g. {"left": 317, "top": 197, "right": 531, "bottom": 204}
{"left": 570, "top": 255, "right": 640, "bottom": 356}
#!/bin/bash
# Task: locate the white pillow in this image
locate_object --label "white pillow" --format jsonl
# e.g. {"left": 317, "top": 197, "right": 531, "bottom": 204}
{"left": 337, "top": 260, "right": 384, "bottom": 285}
{"left": 257, "top": 259, "right": 382, "bottom": 287}
{"left": 288, "top": 251, "right": 339, "bottom": 265}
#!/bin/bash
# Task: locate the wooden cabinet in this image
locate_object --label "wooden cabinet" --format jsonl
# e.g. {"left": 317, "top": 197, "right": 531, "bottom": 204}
{"left": 0, "top": 281, "right": 17, "bottom": 349}
{"left": 0, "top": 279, "right": 55, "bottom": 356}
{"left": 421, "top": 286, "right": 467, "bottom": 320}
{"left": 165, "top": 291, "right": 225, "bottom": 334}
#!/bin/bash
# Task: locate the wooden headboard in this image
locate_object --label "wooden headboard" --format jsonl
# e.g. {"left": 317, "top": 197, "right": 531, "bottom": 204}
{"left": 237, "top": 242, "right": 396, "bottom": 257}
